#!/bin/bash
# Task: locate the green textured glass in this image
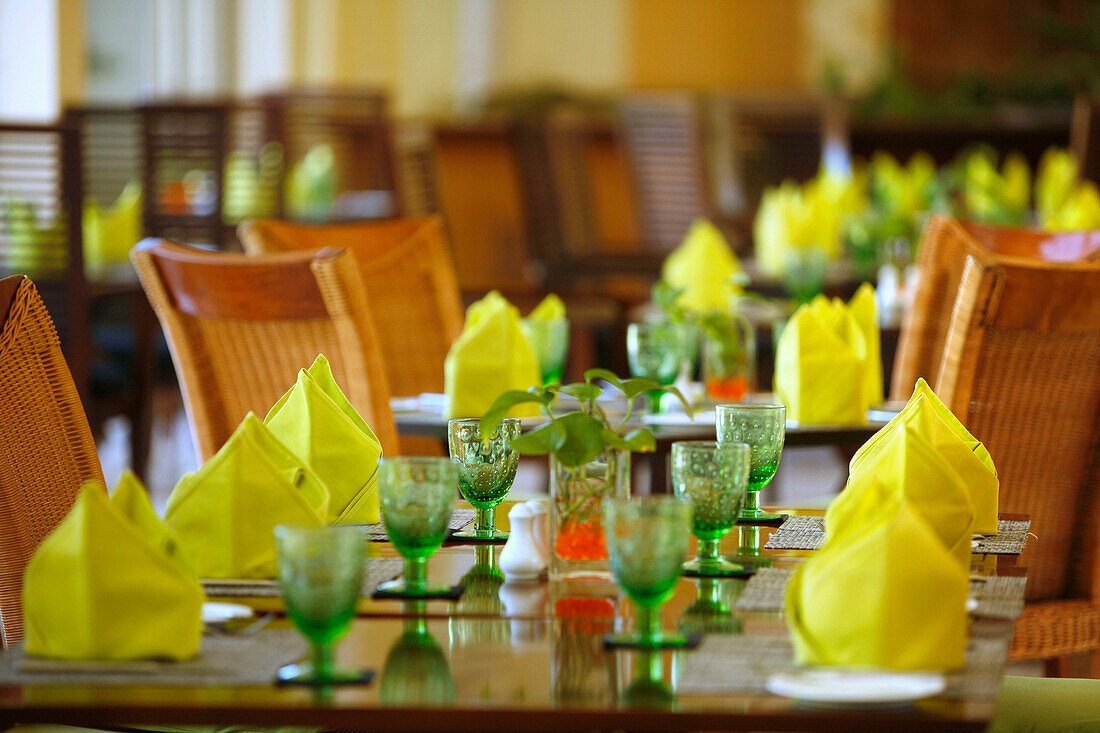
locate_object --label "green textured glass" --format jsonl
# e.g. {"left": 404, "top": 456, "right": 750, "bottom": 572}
{"left": 376, "top": 457, "right": 457, "bottom": 597}
{"left": 521, "top": 318, "right": 570, "bottom": 385}
{"left": 274, "top": 524, "right": 370, "bottom": 686}
{"left": 380, "top": 603, "right": 456, "bottom": 706}
{"left": 671, "top": 441, "right": 750, "bottom": 575}
{"left": 716, "top": 404, "right": 786, "bottom": 521}
{"left": 626, "top": 322, "right": 691, "bottom": 413}
{"left": 448, "top": 418, "right": 520, "bottom": 540}
{"left": 603, "top": 497, "right": 692, "bottom": 649}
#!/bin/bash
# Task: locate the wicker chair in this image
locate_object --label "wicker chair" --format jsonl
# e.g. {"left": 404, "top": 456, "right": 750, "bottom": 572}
{"left": 891, "top": 216, "right": 1100, "bottom": 400}
{"left": 935, "top": 253, "right": 1100, "bottom": 672}
{"left": 131, "top": 238, "right": 398, "bottom": 462}
{"left": 238, "top": 216, "right": 462, "bottom": 399}
{"left": 0, "top": 276, "right": 104, "bottom": 648}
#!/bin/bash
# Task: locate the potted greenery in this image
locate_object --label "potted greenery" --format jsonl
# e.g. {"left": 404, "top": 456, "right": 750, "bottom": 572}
{"left": 480, "top": 370, "right": 690, "bottom": 581}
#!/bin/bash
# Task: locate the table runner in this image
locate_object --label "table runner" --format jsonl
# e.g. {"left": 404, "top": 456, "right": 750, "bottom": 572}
{"left": 203, "top": 556, "right": 405, "bottom": 598}
{"left": 734, "top": 567, "right": 1027, "bottom": 620}
{"left": 764, "top": 516, "right": 1030, "bottom": 555}
{"left": 356, "top": 507, "right": 476, "bottom": 542}
{"left": 0, "top": 629, "right": 306, "bottom": 686}
{"left": 677, "top": 634, "right": 1010, "bottom": 701}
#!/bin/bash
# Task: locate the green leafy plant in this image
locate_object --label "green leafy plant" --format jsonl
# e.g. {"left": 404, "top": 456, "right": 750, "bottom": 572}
{"left": 479, "top": 369, "right": 691, "bottom": 467}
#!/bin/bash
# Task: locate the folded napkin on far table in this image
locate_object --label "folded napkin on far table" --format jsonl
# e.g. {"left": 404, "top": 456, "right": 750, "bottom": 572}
{"left": 165, "top": 414, "right": 327, "bottom": 579}
{"left": 661, "top": 219, "right": 743, "bottom": 312}
{"left": 786, "top": 500, "right": 969, "bottom": 671}
{"left": 23, "top": 473, "right": 203, "bottom": 660}
{"left": 445, "top": 290, "right": 541, "bottom": 418}
{"left": 266, "top": 354, "right": 383, "bottom": 524}
{"left": 825, "top": 422, "right": 975, "bottom": 568}
{"left": 774, "top": 292, "right": 872, "bottom": 425}
{"left": 846, "top": 378, "right": 999, "bottom": 535}
{"left": 83, "top": 181, "right": 142, "bottom": 272}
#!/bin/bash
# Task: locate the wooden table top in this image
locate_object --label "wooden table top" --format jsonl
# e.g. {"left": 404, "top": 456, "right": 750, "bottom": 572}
{"left": 0, "top": 506, "right": 1026, "bottom": 731}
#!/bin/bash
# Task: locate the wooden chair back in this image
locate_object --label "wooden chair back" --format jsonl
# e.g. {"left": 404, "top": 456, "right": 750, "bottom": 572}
{"left": 132, "top": 238, "right": 397, "bottom": 461}
{"left": 0, "top": 123, "right": 89, "bottom": 403}
{"left": 936, "top": 254, "right": 1100, "bottom": 602}
{"left": 619, "top": 92, "right": 715, "bottom": 252}
{"left": 1071, "top": 94, "right": 1100, "bottom": 185}
{"left": 238, "top": 217, "right": 462, "bottom": 398}
{"left": 891, "top": 216, "right": 1100, "bottom": 400}
{"left": 0, "top": 276, "right": 103, "bottom": 648}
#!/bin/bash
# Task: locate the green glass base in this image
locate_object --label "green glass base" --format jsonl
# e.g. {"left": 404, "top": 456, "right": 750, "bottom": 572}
{"left": 450, "top": 528, "right": 509, "bottom": 543}
{"left": 374, "top": 580, "right": 465, "bottom": 600}
{"left": 275, "top": 662, "right": 373, "bottom": 686}
{"left": 682, "top": 557, "right": 753, "bottom": 578}
{"left": 737, "top": 509, "right": 784, "bottom": 524}
{"left": 603, "top": 631, "right": 702, "bottom": 650}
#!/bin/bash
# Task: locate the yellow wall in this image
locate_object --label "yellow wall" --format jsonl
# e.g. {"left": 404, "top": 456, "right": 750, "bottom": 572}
{"left": 628, "top": 0, "right": 807, "bottom": 91}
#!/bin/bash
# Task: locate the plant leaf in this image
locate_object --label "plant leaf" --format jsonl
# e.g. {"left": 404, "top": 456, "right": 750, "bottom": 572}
{"left": 510, "top": 420, "right": 567, "bottom": 455}
{"left": 561, "top": 383, "right": 602, "bottom": 402}
{"left": 664, "top": 385, "right": 694, "bottom": 417}
{"left": 583, "top": 368, "right": 623, "bottom": 390}
{"left": 600, "top": 428, "right": 632, "bottom": 452}
{"left": 618, "top": 377, "right": 665, "bottom": 400}
{"left": 480, "top": 389, "right": 551, "bottom": 435}
{"left": 552, "top": 411, "right": 606, "bottom": 467}
{"left": 621, "top": 428, "right": 657, "bottom": 452}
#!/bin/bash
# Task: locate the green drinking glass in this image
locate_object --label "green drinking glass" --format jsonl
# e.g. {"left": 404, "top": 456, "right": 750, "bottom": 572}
{"left": 602, "top": 497, "right": 692, "bottom": 649}
{"left": 376, "top": 457, "right": 457, "bottom": 598}
{"left": 716, "top": 404, "right": 786, "bottom": 522}
{"left": 521, "top": 317, "right": 570, "bottom": 384}
{"left": 448, "top": 418, "right": 520, "bottom": 540}
{"left": 626, "top": 322, "right": 691, "bottom": 413}
{"left": 671, "top": 441, "right": 750, "bottom": 576}
{"left": 380, "top": 603, "right": 456, "bottom": 706}
{"left": 274, "top": 524, "right": 371, "bottom": 686}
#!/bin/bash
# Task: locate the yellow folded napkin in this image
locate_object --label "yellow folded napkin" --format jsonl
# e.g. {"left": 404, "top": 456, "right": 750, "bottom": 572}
{"left": 445, "top": 290, "right": 541, "bottom": 418}
{"left": 661, "top": 219, "right": 742, "bottom": 312}
{"left": 774, "top": 296, "right": 867, "bottom": 425}
{"left": 848, "top": 283, "right": 882, "bottom": 406}
{"left": 266, "top": 354, "right": 383, "bottom": 524}
{"left": 83, "top": 181, "right": 142, "bottom": 270}
{"left": 786, "top": 501, "right": 969, "bottom": 671}
{"left": 165, "top": 414, "right": 328, "bottom": 579}
{"left": 847, "top": 378, "right": 998, "bottom": 535}
{"left": 528, "top": 293, "right": 566, "bottom": 321}
{"left": 23, "top": 473, "right": 203, "bottom": 660}
{"left": 826, "top": 423, "right": 975, "bottom": 568}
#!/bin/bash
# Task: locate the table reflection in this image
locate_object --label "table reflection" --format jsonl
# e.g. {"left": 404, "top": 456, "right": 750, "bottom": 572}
{"left": 380, "top": 601, "right": 455, "bottom": 706}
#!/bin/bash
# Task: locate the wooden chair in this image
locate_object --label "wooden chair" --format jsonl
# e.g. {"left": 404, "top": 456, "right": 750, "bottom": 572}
{"left": 0, "top": 276, "right": 104, "bottom": 648}
{"left": 131, "top": 238, "right": 398, "bottom": 462}
{"left": 891, "top": 215, "right": 1100, "bottom": 400}
{"left": 1071, "top": 94, "right": 1100, "bottom": 186}
{"left": 935, "top": 253, "right": 1100, "bottom": 672}
{"left": 238, "top": 216, "right": 462, "bottom": 399}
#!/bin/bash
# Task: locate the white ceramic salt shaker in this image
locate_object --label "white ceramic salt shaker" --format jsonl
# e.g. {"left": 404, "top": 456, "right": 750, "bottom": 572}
{"left": 524, "top": 499, "right": 550, "bottom": 564}
{"left": 499, "top": 503, "right": 545, "bottom": 581}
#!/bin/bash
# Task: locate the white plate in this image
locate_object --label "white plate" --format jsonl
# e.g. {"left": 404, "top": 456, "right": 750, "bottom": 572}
{"left": 766, "top": 669, "right": 945, "bottom": 706}
{"left": 201, "top": 602, "right": 254, "bottom": 624}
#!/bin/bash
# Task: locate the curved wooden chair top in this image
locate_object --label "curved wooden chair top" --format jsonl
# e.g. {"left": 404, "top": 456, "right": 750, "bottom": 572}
{"left": 0, "top": 275, "right": 103, "bottom": 648}
{"left": 238, "top": 216, "right": 462, "bottom": 398}
{"left": 132, "top": 238, "right": 398, "bottom": 461}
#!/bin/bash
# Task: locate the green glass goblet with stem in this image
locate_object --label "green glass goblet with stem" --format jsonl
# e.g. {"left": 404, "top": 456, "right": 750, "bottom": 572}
{"left": 274, "top": 524, "right": 372, "bottom": 686}
{"left": 671, "top": 440, "right": 751, "bottom": 576}
{"left": 626, "top": 322, "right": 691, "bottom": 413}
{"left": 603, "top": 497, "right": 693, "bottom": 649}
{"left": 375, "top": 457, "right": 458, "bottom": 598}
{"left": 716, "top": 403, "right": 786, "bottom": 522}
{"left": 448, "top": 417, "right": 520, "bottom": 540}
{"left": 521, "top": 317, "right": 570, "bottom": 385}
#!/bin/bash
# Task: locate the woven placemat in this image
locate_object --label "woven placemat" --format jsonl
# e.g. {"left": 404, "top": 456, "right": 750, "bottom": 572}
{"left": 0, "top": 629, "right": 306, "bottom": 687}
{"left": 203, "top": 556, "right": 405, "bottom": 598}
{"left": 735, "top": 568, "right": 1027, "bottom": 621}
{"left": 355, "top": 507, "right": 476, "bottom": 542}
{"left": 678, "top": 634, "right": 1009, "bottom": 702}
{"left": 765, "top": 516, "right": 1031, "bottom": 556}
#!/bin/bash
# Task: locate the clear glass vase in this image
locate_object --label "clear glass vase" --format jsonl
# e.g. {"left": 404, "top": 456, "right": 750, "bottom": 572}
{"left": 701, "top": 314, "right": 756, "bottom": 403}
{"left": 549, "top": 449, "right": 630, "bottom": 582}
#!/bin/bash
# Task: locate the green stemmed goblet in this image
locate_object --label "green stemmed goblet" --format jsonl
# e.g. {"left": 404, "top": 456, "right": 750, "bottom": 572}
{"left": 626, "top": 322, "right": 691, "bottom": 413}
{"left": 448, "top": 418, "right": 520, "bottom": 540}
{"left": 274, "top": 524, "right": 372, "bottom": 686}
{"left": 671, "top": 440, "right": 751, "bottom": 576}
{"left": 376, "top": 457, "right": 458, "bottom": 598}
{"left": 603, "top": 497, "right": 693, "bottom": 649}
{"left": 716, "top": 404, "right": 786, "bottom": 522}
{"left": 521, "top": 317, "right": 570, "bottom": 384}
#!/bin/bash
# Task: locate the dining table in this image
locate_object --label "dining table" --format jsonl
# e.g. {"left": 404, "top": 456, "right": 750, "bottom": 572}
{"left": 0, "top": 503, "right": 1029, "bottom": 732}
